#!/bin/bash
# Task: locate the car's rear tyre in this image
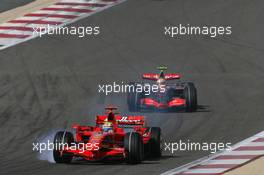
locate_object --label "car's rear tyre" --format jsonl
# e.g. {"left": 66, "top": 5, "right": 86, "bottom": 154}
{"left": 124, "top": 132, "right": 144, "bottom": 164}
{"left": 53, "top": 131, "right": 74, "bottom": 163}
{"left": 127, "top": 86, "right": 141, "bottom": 112}
{"left": 184, "top": 83, "right": 197, "bottom": 112}
{"left": 147, "top": 127, "right": 162, "bottom": 158}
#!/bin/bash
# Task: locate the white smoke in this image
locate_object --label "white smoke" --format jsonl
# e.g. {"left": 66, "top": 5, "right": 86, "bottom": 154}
{"left": 36, "top": 130, "right": 58, "bottom": 163}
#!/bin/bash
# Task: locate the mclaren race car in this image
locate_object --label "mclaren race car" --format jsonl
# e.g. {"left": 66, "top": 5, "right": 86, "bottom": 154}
{"left": 53, "top": 107, "right": 161, "bottom": 164}
{"left": 127, "top": 66, "right": 198, "bottom": 112}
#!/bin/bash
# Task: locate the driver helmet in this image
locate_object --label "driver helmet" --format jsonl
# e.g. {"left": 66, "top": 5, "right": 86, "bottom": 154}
{"left": 157, "top": 78, "right": 165, "bottom": 85}
{"left": 102, "top": 121, "right": 113, "bottom": 132}
{"left": 157, "top": 78, "right": 166, "bottom": 90}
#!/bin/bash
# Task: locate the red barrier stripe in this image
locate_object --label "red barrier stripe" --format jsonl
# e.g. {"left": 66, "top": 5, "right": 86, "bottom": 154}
{"left": 214, "top": 155, "right": 258, "bottom": 159}
{"left": 56, "top": 2, "right": 106, "bottom": 7}
{"left": 25, "top": 13, "right": 78, "bottom": 19}
{"left": 0, "top": 26, "right": 34, "bottom": 31}
{"left": 190, "top": 164, "right": 237, "bottom": 169}
{"left": 42, "top": 7, "right": 93, "bottom": 13}
{"left": 253, "top": 138, "right": 264, "bottom": 142}
{"left": 8, "top": 20, "right": 62, "bottom": 25}
{"left": 235, "top": 146, "right": 264, "bottom": 151}
{"left": 0, "top": 33, "right": 30, "bottom": 39}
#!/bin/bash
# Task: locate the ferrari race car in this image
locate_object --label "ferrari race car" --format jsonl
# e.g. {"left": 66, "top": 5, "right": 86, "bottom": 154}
{"left": 127, "top": 66, "right": 198, "bottom": 112}
{"left": 53, "top": 107, "right": 161, "bottom": 164}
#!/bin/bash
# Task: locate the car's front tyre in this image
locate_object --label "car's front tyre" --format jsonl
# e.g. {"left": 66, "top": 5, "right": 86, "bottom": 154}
{"left": 147, "top": 127, "right": 162, "bottom": 158}
{"left": 53, "top": 131, "right": 74, "bottom": 163}
{"left": 124, "top": 132, "right": 144, "bottom": 164}
{"left": 184, "top": 83, "right": 197, "bottom": 112}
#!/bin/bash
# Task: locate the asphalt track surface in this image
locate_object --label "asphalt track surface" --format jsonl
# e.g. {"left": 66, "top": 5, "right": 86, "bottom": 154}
{"left": 1, "top": 0, "right": 264, "bottom": 175}
{"left": 0, "top": 0, "right": 34, "bottom": 13}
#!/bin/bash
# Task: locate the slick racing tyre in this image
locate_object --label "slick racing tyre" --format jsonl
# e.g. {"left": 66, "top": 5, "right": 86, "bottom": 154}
{"left": 53, "top": 131, "right": 74, "bottom": 163}
{"left": 184, "top": 82, "right": 197, "bottom": 112}
{"left": 124, "top": 132, "right": 144, "bottom": 164}
{"left": 127, "top": 84, "right": 142, "bottom": 112}
{"left": 147, "top": 127, "right": 162, "bottom": 158}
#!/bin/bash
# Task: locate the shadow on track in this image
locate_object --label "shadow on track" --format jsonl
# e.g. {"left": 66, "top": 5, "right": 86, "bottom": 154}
{"left": 67, "top": 156, "right": 173, "bottom": 165}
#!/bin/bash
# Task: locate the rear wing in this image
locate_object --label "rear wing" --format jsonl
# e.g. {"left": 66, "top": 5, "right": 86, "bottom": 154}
{"left": 96, "top": 115, "right": 145, "bottom": 125}
{"left": 142, "top": 74, "right": 159, "bottom": 80}
{"left": 165, "top": 74, "right": 181, "bottom": 80}
{"left": 142, "top": 73, "right": 180, "bottom": 80}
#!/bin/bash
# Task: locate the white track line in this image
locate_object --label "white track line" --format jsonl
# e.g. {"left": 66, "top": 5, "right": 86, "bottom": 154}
{"left": 161, "top": 131, "right": 264, "bottom": 175}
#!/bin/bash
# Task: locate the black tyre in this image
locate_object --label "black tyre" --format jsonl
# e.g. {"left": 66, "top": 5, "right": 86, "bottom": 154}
{"left": 184, "top": 82, "right": 197, "bottom": 112}
{"left": 148, "top": 127, "right": 162, "bottom": 158}
{"left": 127, "top": 91, "right": 141, "bottom": 112}
{"left": 53, "top": 131, "right": 74, "bottom": 163}
{"left": 124, "top": 132, "right": 144, "bottom": 164}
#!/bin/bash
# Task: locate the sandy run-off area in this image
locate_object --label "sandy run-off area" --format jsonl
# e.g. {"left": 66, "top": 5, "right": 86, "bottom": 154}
{"left": 225, "top": 156, "right": 264, "bottom": 175}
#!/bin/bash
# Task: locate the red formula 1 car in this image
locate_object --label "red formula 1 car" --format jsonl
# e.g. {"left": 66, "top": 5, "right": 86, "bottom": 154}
{"left": 53, "top": 107, "right": 161, "bottom": 164}
{"left": 127, "top": 66, "right": 198, "bottom": 112}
